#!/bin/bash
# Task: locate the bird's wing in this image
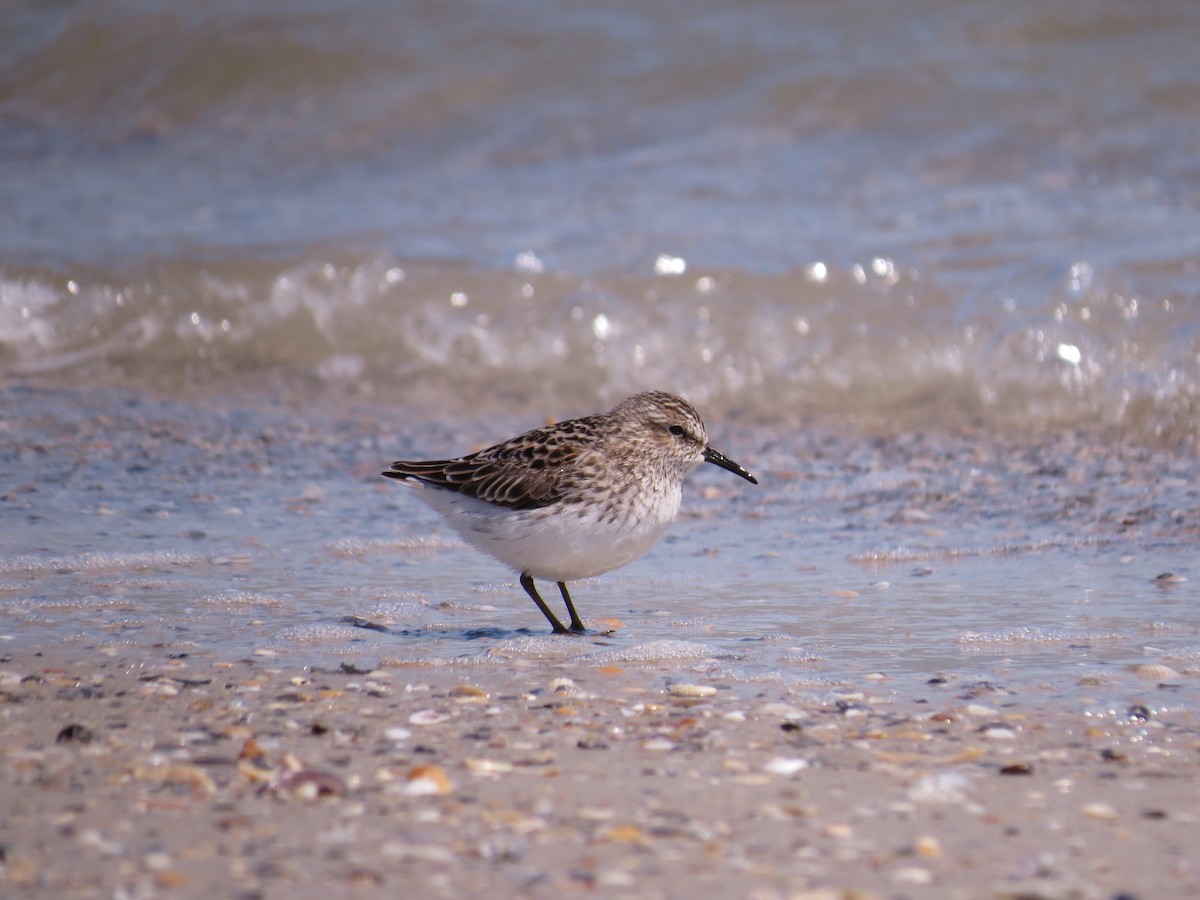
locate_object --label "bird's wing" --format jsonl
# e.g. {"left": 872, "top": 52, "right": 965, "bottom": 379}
{"left": 383, "top": 418, "right": 598, "bottom": 510}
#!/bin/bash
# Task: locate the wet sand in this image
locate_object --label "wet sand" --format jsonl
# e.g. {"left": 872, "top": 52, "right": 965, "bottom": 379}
{"left": 3, "top": 381, "right": 1198, "bottom": 897}
{"left": 2, "top": 642, "right": 1198, "bottom": 899}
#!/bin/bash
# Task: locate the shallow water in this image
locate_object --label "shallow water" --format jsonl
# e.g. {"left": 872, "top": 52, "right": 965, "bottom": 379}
{"left": 3, "top": 386, "right": 1196, "bottom": 712}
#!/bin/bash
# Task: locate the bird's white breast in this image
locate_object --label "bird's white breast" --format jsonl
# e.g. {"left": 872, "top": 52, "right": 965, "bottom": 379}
{"left": 398, "top": 479, "right": 683, "bottom": 582}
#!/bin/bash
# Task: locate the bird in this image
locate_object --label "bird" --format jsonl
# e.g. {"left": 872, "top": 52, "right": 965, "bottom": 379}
{"left": 381, "top": 390, "right": 758, "bottom": 634}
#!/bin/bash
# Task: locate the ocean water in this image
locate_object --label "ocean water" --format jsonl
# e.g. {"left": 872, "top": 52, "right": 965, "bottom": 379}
{"left": 3, "top": 0, "right": 1199, "bottom": 438}
{"left": 1, "top": 1, "right": 1198, "bottom": 704}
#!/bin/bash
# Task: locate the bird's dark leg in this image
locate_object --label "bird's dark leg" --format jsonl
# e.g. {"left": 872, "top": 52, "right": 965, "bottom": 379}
{"left": 520, "top": 573, "right": 570, "bottom": 634}
{"left": 557, "top": 582, "right": 586, "bottom": 634}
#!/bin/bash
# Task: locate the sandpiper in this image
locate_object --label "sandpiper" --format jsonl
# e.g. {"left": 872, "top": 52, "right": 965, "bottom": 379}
{"left": 382, "top": 391, "right": 757, "bottom": 634}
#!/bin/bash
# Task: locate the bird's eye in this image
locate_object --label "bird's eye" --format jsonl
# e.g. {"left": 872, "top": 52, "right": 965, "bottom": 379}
{"left": 668, "top": 424, "right": 685, "bottom": 437}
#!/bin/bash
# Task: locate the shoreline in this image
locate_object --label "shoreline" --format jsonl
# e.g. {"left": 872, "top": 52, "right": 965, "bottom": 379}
{"left": 2, "top": 643, "right": 1197, "bottom": 898}
{"left": 4, "top": 379, "right": 1198, "bottom": 896}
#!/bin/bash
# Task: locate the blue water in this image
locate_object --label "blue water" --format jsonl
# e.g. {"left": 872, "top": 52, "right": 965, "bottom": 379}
{"left": 2, "top": 0, "right": 1198, "bottom": 439}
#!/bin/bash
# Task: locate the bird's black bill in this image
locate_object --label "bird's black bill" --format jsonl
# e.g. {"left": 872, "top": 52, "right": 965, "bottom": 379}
{"left": 704, "top": 447, "right": 758, "bottom": 484}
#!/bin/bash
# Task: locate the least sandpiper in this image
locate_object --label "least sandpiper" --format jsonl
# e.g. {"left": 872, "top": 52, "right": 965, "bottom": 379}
{"left": 382, "top": 391, "right": 758, "bottom": 634}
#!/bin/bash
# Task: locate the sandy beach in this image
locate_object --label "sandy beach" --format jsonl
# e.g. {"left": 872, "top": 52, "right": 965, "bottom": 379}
{"left": 5, "top": 2, "right": 1200, "bottom": 896}
{"left": 2, "top": 378, "right": 1198, "bottom": 898}
{"left": 2, "top": 639, "right": 1198, "bottom": 899}
{"left": 2, "top": 5, "right": 1200, "bottom": 897}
